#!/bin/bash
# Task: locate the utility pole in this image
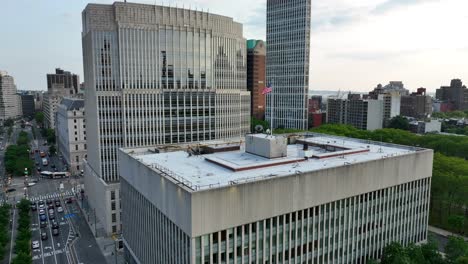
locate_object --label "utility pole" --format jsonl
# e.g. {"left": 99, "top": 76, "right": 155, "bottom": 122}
{"left": 94, "top": 208, "right": 97, "bottom": 236}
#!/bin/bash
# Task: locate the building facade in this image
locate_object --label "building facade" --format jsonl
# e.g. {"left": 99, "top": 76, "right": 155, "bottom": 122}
{"left": 20, "top": 94, "right": 35, "bottom": 117}
{"left": 56, "top": 98, "right": 87, "bottom": 174}
{"left": 44, "top": 68, "right": 80, "bottom": 129}
{"left": 119, "top": 134, "right": 433, "bottom": 263}
{"left": 0, "top": 71, "right": 21, "bottom": 121}
{"left": 266, "top": 0, "right": 311, "bottom": 130}
{"left": 327, "top": 98, "right": 384, "bottom": 130}
{"left": 82, "top": 2, "right": 250, "bottom": 235}
{"left": 435, "top": 79, "right": 468, "bottom": 111}
{"left": 247, "top": 39, "right": 266, "bottom": 120}
{"left": 401, "top": 88, "right": 432, "bottom": 119}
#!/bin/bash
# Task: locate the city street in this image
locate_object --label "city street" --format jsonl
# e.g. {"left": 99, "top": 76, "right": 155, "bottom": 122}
{"left": 0, "top": 121, "right": 107, "bottom": 264}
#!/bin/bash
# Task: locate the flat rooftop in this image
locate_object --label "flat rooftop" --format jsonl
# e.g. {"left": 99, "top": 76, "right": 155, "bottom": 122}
{"left": 124, "top": 134, "right": 419, "bottom": 192}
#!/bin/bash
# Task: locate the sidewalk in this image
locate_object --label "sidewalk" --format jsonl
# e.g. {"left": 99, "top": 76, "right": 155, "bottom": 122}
{"left": 429, "top": 225, "right": 468, "bottom": 241}
{"left": 75, "top": 194, "right": 125, "bottom": 264}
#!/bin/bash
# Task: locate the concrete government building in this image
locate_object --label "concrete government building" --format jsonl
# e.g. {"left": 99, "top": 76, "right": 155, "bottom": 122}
{"left": 82, "top": 2, "right": 250, "bottom": 235}
{"left": 119, "top": 134, "right": 433, "bottom": 263}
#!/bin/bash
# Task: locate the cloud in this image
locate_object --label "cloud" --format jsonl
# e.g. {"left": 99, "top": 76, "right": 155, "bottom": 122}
{"left": 371, "top": 0, "right": 437, "bottom": 14}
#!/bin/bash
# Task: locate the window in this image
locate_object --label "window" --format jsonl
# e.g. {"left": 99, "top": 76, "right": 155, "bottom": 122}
{"left": 84, "top": 144, "right": 87, "bottom": 150}
{"left": 74, "top": 119, "right": 77, "bottom": 123}
{"left": 77, "top": 165, "right": 80, "bottom": 171}
{"left": 75, "top": 137, "right": 78, "bottom": 141}
{"left": 75, "top": 145, "right": 78, "bottom": 150}
{"left": 74, "top": 111, "right": 76, "bottom": 116}
{"left": 111, "top": 201, "right": 116, "bottom": 211}
{"left": 74, "top": 131, "right": 77, "bottom": 135}
{"left": 112, "top": 213, "right": 116, "bottom": 223}
{"left": 112, "top": 225, "right": 117, "bottom": 233}
{"left": 111, "top": 191, "right": 115, "bottom": 200}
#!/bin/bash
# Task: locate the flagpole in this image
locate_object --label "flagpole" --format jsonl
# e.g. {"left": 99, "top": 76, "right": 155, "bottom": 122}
{"left": 271, "top": 77, "right": 274, "bottom": 136}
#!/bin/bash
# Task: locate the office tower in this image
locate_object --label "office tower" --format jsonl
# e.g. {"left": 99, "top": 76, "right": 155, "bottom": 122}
{"left": 43, "top": 68, "right": 80, "bottom": 129}
{"left": 119, "top": 134, "right": 433, "bottom": 263}
{"left": 20, "top": 94, "right": 35, "bottom": 117}
{"left": 435, "top": 79, "right": 468, "bottom": 111}
{"left": 82, "top": 2, "right": 250, "bottom": 235}
{"left": 0, "top": 71, "right": 21, "bottom": 121}
{"left": 401, "top": 88, "right": 432, "bottom": 119}
{"left": 247, "top": 39, "right": 266, "bottom": 120}
{"left": 266, "top": 0, "right": 311, "bottom": 130}
{"left": 327, "top": 97, "right": 384, "bottom": 130}
{"left": 56, "top": 98, "right": 86, "bottom": 174}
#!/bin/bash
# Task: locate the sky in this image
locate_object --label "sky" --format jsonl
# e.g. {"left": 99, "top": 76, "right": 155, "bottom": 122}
{"left": 1, "top": 0, "right": 467, "bottom": 92}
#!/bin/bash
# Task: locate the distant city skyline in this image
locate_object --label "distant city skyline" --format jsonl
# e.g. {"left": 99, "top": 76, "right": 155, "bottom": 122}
{"left": 1, "top": 0, "right": 467, "bottom": 92}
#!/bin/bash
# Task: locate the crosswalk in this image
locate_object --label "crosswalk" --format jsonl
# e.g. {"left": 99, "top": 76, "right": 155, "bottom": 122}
{"left": 28, "top": 190, "right": 75, "bottom": 202}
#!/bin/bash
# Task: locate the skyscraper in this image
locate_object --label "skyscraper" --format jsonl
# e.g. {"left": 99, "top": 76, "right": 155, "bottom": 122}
{"left": 266, "top": 0, "right": 311, "bottom": 130}
{"left": 82, "top": 2, "right": 250, "bottom": 235}
{"left": 247, "top": 39, "right": 266, "bottom": 120}
{"left": 0, "top": 71, "right": 21, "bottom": 121}
{"left": 44, "top": 68, "right": 80, "bottom": 129}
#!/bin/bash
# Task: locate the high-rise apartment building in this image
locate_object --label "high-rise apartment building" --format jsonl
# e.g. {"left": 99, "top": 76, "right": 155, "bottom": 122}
{"left": 266, "top": 0, "right": 311, "bottom": 130}
{"left": 247, "top": 39, "right": 266, "bottom": 120}
{"left": 20, "top": 94, "right": 35, "bottom": 117}
{"left": 82, "top": 2, "right": 250, "bottom": 235}
{"left": 401, "top": 88, "right": 432, "bottom": 119}
{"left": 0, "top": 71, "right": 21, "bottom": 121}
{"left": 44, "top": 68, "right": 80, "bottom": 129}
{"left": 435, "top": 79, "right": 468, "bottom": 111}
{"left": 327, "top": 97, "right": 384, "bottom": 130}
{"left": 56, "top": 98, "right": 87, "bottom": 174}
{"left": 119, "top": 134, "right": 433, "bottom": 263}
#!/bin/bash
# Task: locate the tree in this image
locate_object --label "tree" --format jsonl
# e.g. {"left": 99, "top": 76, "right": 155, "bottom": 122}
{"left": 456, "top": 256, "right": 468, "bottom": 264}
{"left": 251, "top": 117, "right": 270, "bottom": 133}
{"left": 45, "top": 128, "right": 55, "bottom": 144}
{"left": 448, "top": 215, "right": 465, "bottom": 234}
{"left": 49, "top": 144, "right": 56, "bottom": 155}
{"left": 387, "top": 115, "right": 410, "bottom": 130}
{"left": 3, "top": 118, "right": 14, "bottom": 127}
{"left": 381, "top": 242, "right": 411, "bottom": 264}
{"left": 35, "top": 111, "right": 44, "bottom": 126}
{"left": 445, "top": 236, "right": 468, "bottom": 264}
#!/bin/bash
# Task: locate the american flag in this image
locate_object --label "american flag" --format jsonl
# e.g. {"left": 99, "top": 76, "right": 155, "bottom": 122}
{"left": 261, "top": 83, "right": 272, "bottom": 95}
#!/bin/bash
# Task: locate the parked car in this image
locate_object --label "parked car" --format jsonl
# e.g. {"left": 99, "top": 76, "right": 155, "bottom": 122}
{"left": 49, "top": 213, "right": 55, "bottom": 220}
{"left": 37, "top": 167, "right": 41, "bottom": 172}
{"left": 41, "top": 232, "right": 48, "bottom": 240}
{"left": 52, "top": 228, "right": 59, "bottom": 236}
{"left": 57, "top": 206, "right": 63, "bottom": 213}
{"left": 39, "top": 209, "right": 45, "bottom": 215}
{"left": 39, "top": 214, "right": 47, "bottom": 221}
{"left": 32, "top": 241, "right": 40, "bottom": 249}
{"left": 48, "top": 208, "right": 54, "bottom": 214}
{"left": 38, "top": 203, "right": 45, "bottom": 210}
{"left": 40, "top": 221, "right": 47, "bottom": 228}
{"left": 54, "top": 199, "right": 60, "bottom": 207}
{"left": 30, "top": 202, "right": 37, "bottom": 211}
{"left": 66, "top": 197, "right": 73, "bottom": 204}
{"left": 52, "top": 220, "right": 59, "bottom": 229}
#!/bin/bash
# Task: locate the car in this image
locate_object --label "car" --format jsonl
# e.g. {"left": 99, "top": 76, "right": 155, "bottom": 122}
{"left": 53, "top": 167, "right": 58, "bottom": 172}
{"left": 38, "top": 204, "right": 45, "bottom": 210}
{"left": 35, "top": 149, "right": 39, "bottom": 153}
{"left": 51, "top": 221, "right": 59, "bottom": 229}
{"left": 31, "top": 204, "right": 37, "bottom": 211}
{"left": 39, "top": 209, "right": 45, "bottom": 215}
{"left": 40, "top": 221, "right": 47, "bottom": 228}
{"left": 37, "top": 167, "right": 41, "bottom": 172}
{"left": 66, "top": 197, "right": 73, "bottom": 204}
{"left": 51, "top": 164, "right": 56, "bottom": 169}
{"left": 5, "top": 188, "right": 16, "bottom": 193}
{"left": 49, "top": 213, "right": 55, "bottom": 220}
{"left": 48, "top": 208, "right": 54, "bottom": 214}
{"left": 39, "top": 214, "right": 47, "bottom": 221}
{"left": 52, "top": 228, "right": 59, "bottom": 236}
{"left": 47, "top": 200, "right": 53, "bottom": 205}
{"left": 35, "top": 161, "right": 39, "bottom": 166}
{"left": 54, "top": 199, "right": 60, "bottom": 206}
{"left": 41, "top": 232, "right": 48, "bottom": 240}
{"left": 57, "top": 206, "right": 63, "bottom": 213}
{"left": 32, "top": 241, "right": 40, "bottom": 249}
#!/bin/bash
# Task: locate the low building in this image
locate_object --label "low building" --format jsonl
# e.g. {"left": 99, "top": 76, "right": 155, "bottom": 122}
{"left": 409, "top": 119, "right": 442, "bottom": 134}
{"left": 119, "top": 134, "right": 433, "bottom": 263}
{"left": 56, "top": 98, "right": 86, "bottom": 174}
